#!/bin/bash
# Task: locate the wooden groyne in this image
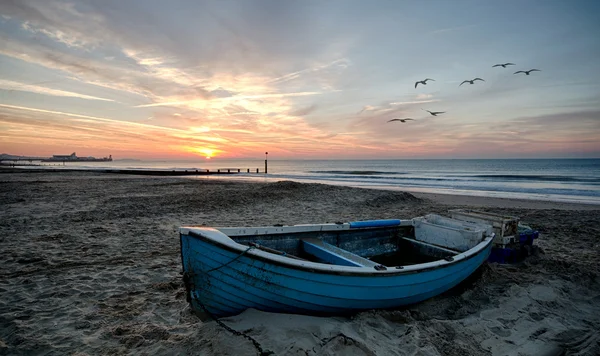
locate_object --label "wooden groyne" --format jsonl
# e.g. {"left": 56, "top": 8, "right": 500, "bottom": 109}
{"left": 100, "top": 168, "right": 262, "bottom": 176}
{"left": 0, "top": 167, "right": 264, "bottom": 176}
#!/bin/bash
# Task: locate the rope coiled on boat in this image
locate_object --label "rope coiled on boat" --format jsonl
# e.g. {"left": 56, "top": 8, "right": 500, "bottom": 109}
{"left": 206, "top": 245, "right": 255, "bottom": 273}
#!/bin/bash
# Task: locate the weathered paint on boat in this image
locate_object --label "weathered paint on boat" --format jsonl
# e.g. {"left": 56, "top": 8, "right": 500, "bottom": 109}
{"left": 180, "top": 221, "right": 493, "bottom": 318}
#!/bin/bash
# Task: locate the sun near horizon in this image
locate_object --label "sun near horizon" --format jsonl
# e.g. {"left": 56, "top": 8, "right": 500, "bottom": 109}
{"left": 185, "top": 147, "right": 218, "bottom": 160}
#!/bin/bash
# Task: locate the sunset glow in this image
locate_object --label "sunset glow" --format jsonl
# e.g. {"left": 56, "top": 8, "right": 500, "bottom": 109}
{"left": 0, "top": 1, "right": 599, "bottom": 159}
{"left": 199, "top": 148, "right": 217, "bottom": 159}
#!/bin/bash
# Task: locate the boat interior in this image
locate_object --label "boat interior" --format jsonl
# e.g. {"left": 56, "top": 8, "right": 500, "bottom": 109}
{"left": 216, "top": 223, "right": 462, "bottom": 269}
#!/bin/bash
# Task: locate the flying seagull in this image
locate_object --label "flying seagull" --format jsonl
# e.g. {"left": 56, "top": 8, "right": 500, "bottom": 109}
{"left": 492, "top": 63, "right": 516, "bottom": 68}
{"left": 514, "top": 69, "right": 541, "bottom": 75}
{"left": 387, "top": 118, "right": 414, "bottom": 123}
{"left": 460, "top": 78, "right": 485, "bottom": 86}
{"left": 415, "top": 78, "right": 435, "bottom": 88}
{"left": 422, "top": 109, "right": 445, "bottom": 116}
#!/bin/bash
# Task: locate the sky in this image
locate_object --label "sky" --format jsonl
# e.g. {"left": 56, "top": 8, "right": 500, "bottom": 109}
{"left": 0, "top": 0, "right": 599, "bottom": 160}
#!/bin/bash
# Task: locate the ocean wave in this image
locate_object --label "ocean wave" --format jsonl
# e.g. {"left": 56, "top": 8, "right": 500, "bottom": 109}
{"left": 309, "top": 172, "right": 600, "bottom": 184}
{"left": 289, "top": 174, "right": 600, "bottom": 198}
{"left": 468, "top": 174, "right": 600, "bottom": 183}
{"left": 309, "top": 170, "right": 407, "bottom": 175}
{"left": 307, "top": 174, "right": 600, "bottom": 186}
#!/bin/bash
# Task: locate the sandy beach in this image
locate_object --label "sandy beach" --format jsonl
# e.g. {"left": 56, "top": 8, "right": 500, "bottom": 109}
{"left": 1, "top": 171, "right": 599, "bottom": 356}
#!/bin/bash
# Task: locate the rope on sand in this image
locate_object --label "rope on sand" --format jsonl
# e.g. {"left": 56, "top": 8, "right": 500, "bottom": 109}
{"left": 195, "top": 294, "right": 274, "bottom": 356}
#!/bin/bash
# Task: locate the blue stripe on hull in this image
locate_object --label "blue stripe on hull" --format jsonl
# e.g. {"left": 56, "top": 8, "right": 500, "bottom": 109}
{"left": 182, "top": 235, "right": 491, "bottom": 317}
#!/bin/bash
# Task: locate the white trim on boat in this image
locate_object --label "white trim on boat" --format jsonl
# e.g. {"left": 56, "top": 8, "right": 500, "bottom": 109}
{"left": 180, "top": 219, "right": 413, "bottom": 237}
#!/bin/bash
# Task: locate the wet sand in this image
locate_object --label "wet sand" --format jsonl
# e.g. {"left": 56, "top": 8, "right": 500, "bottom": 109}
{"left": 1, "top": 171, "right": 599, "bottom": 355}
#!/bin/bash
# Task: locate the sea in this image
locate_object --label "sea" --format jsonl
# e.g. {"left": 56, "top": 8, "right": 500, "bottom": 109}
{"left": 15, "top": 158, "right": 600, "bottom": 205}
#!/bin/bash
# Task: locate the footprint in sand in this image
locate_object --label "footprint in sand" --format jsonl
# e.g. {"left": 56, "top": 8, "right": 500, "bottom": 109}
{"left": 529, "top": 285, "right": 557, "bottom": 302}
{"left": 489, "top": 326, "right": 511, "bottom": 337}
{"left": 528, "top": 312, "right": 545, "bottom": 321}
{"left": 529, "top": 328, "right": 548, "bottom": 340}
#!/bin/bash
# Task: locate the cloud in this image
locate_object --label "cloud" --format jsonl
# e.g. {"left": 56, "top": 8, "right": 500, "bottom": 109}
{"left": 0, "top": 35, "right": 164, "bottom": 99}
{"left": 289, "top": 104, "right": 317, "bottom": 117}
{"left": 268, "top": 58, "right": 351, "bottom": 84}
{"left": 511, "top": 109, "right": 600, "bottom": 126}
{"left": 416, "top": 93, "right": 433, "bottom": 100}
{"left": 357, "top": 105, "right": 378, "bottom": 114}
{"left": 0, "top": 79, "right": 114, "bottom": 101}
{"left": 135, "top": 91, "right": 325, "bottom": 108}
{"left": 210, "top": 87, "right": 236, "bottom": 98}
{"left": 230, "top": 111, "right": 260, "bottom": 116}
{"left": 358, "top": 95, "right": 440, "bottom": 116}
{"left": 390, "top": 99, "right": 439, "bottom": 106}
{"left": 0, "top": 103, "right": 226, "bottom": 143}
{"left": 429, "top": 24, "right": 477, "bottom": 35}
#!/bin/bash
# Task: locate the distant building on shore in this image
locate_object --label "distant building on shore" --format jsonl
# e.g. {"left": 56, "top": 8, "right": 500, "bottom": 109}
{"left": 51, "top": 152, "right": 78, "bottom": 161}
{"left": 42, "top": 152, "right": 113, "bottom": 162}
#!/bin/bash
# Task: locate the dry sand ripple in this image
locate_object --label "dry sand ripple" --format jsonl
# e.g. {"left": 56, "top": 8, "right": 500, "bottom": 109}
{"left": 1, "top": 172, "right": 599, "bottom": 355}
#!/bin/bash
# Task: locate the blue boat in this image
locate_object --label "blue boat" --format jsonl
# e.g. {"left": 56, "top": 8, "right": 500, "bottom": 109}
{"left": 180, "top": 217, "right": 494, "bottom": 318}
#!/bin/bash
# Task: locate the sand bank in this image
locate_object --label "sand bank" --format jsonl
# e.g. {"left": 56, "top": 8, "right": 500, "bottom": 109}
{"left": 1, "top": 172, "right": 598, "bottom": 355}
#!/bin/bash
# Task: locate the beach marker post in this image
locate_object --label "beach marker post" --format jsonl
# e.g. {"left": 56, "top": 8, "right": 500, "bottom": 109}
{"left": 265, "top": 152, "right": 268, "bottom": 174}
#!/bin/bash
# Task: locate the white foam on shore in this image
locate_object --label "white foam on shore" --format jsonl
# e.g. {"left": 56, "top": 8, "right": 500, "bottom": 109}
{"left": 190, "top": 173, "right": 600, "bottom": 205}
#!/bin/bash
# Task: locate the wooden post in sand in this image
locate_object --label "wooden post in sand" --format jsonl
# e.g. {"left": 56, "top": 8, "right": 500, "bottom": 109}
{"left": 265, "top": 152, "right": 268, "bottom": 174}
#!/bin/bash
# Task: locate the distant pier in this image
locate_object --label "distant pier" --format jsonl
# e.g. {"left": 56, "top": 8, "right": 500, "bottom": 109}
{"left": 0, "top": 156, "right": 49, "bottom": 162}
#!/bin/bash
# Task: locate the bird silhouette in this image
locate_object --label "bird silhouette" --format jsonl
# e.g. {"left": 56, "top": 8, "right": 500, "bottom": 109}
{"left": 514, "top": 69, "right": 541, "bottom": 75}
{"left": 422, "top": 109, "right": 445, "bottom": 116}
{"left": 492, "top": 63, "right": 516, "bottom": 68}
{"left": 460, "top": 78, "right": 485, "bottom": 86}
{"left": 387, "top": 118, "right": 414, "bottom": 123}
{"left": 415, "top": 78, "right": 435, "bottom": 88}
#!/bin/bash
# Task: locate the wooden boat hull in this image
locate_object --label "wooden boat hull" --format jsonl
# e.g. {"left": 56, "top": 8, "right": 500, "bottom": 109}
{"left": 180, "top": 222, "right": 493, "bottom": 318}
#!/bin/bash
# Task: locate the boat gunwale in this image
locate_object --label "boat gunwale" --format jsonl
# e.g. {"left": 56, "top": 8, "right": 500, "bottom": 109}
{"left": 180, "top": 226, "right": 493, "bottom": 277}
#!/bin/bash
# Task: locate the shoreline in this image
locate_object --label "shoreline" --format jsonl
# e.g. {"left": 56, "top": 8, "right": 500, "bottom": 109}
{"left": 3, "top": 166, "right": 599, "bottom": 209}
{"left": 411, "top": 191, "right": 600, "bottom": 211}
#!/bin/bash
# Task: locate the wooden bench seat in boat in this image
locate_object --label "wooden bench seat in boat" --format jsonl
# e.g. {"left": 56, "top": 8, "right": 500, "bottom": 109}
{"left": 301, "top": 238, "right": 380, "bottom": 268}
{"left": 401, "top": 237, "right": 460, "bottom": 256}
